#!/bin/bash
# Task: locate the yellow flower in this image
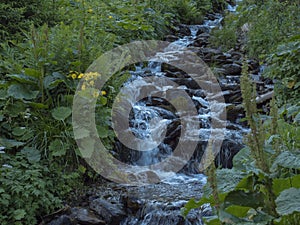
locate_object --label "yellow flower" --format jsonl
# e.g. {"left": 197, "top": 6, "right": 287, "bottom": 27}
{"left": 93, "top": 90, "right": 99, "bottom": 98}
{"left": 78, "top": 73, "right": 84, "bottom": 79}
{"left": 87, "top": 8, "right": 93, "bottom": 13}
{"left": 101, "top": 90, "right": 106, "bottom": 96}
{"left": 89, "top": 80, "right": 95, "bottom": 86}
{"left": 81, "top": 84, "right": 86, "bottom": 91}
{"left": 108, "top": 15, "right": 113, "bottom": 19}
{"left": 71, "top": 73, "right": 77, "bottom": 79}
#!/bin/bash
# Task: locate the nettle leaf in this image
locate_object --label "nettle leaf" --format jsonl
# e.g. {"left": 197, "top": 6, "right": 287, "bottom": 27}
{"left": 43, "top": 75, "right": 64, "bottom": 90}
{"left": 7, "top": 74, "right": 38, "bottom": 85}
{"left": 21, "top": 147, "right": 41, "bottom": 163}
{"left": 24, "top": 68, "right": 42, "bottom": 78}
{"left": 13, "top": 209, "right": 26, "bottom": 220}
{"left": 97, "top": 125, "right": 109, "bottom": 138}
{"left": 216, "top": 169, "right": 246, "bottom": 193}
{"left": 49, "top": 139, "right": 67, "bottom": 157}
{"left": 273, "top": 174, "right": 300, "bottom": 196}
{"left": 8, "top": 84, "right": 39, "bottom": 100}
{"left": 233, "top": 147, "right": 253, "bottom": 170}
{"left": 276, "top": 188, "right": 300, "bottom": 216}
{"left": 225, "top": 205, "right": 251, "bottom": 218}
{"left": 272, "top": 151, "right": 300, "bottom": 170}
{"left": 203, "top": 215, "right": 220, "bottom": 225}
{"left": 51, "top": 106, "right": 72, "bottom": 121}
{"left": 224, "top": 190, "right": 264, "bottom": 208}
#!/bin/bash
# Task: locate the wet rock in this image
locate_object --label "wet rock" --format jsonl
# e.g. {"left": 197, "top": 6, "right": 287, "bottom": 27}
{"left": 222, "top": 63, "right": 242, "bottom": 75}
{"left": 164, "top": 35, "right": 179, "bottom": 42}
{"left": 177, "top": 25, "right": 191, "bottom": 36}
{"left": 227, "top": 50, "right": 242, "bottom": 61}
{"left": 247, "top": 59, "right": 260, "bottom": 74}
{"left": 193, "top": 37, "right": 209, "bottom": 47}
{"left": 71, "top": 208, "right": 105, "bottom": 225}
{"left": 136, "top": 170, "right": 161, "bottom": 183}
{"left": 165, "top": 70, "right": 188, "bottom": 78}
{"left": 90, "top": 198, "right": 126, "bottom": 225}
{"left": 226, "top": 104, "right": 244, "bottom": 123}
{"left": 195, "top": 26, "right": 210, "bottom": 35}
{"left": 47, "top": 215, "right": 72, "bottom": 225}
{"left": 215, "top": 139, "right": 244, "bottom": 168}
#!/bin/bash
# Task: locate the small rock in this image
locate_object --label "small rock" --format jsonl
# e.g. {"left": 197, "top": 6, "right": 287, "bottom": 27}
{"left": 164, "top": 35, "right": 179, "bottom": 42}
{"left": 90, "top": 199, "right": 126, "bottom": 225}
{"left": 222, "top": 63, "right": 242, "bottom": 75}
{"left": 71, "top": 208, "right": 105, "bottom": 225}
{"left": 47, "top": 215, "right": 72, "bottom": 225}
{"left": 195, "top": 26, "right": 210, "bottom": 36}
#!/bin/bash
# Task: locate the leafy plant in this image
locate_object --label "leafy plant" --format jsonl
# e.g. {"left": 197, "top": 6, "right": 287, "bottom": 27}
{"left": 263, "top": 36, "right": 300, "bottom": 105}
{"left": 183, "top": 63, "right": 300, "bottom": 224}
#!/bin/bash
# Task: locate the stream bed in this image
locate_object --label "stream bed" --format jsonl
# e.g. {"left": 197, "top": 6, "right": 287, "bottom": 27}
{"left": 48, "top": 2, "right": 274, "bottom": 225}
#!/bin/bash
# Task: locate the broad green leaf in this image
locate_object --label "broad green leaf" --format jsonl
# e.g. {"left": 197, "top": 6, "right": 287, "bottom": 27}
{"left": 224, "top": 190, "right": 264, "bottom": 208}
{"left": 8, "top": 84, "right": 39, "bottom": 100}
{"left": 203, "top": 216, "right": 221, "bottom": 225}
{"left": 7, "top": 74, "right": 37, "bottom": 85}
{"left": 276, "top": 188, "right": 300, "bottom": 215}
{"left": 43, "top": 75, "right": 64, "bottom": 90}
{"left": 99, "top": 96, "right": 107, "bottom": 105}
{"left": 5, "top": 101, "right": 26, "bottom": 117}
{"left": 51, "top": 106, "right": 72, "bottom": 121}
{"left": 0, "top": 138, "right": 24, "bottom": 149}
{"left": 12, "top": 127, "right": 27, "bottom": 136}
{"left": 21, "top": 147, "right": 41, "bottom": 163}
{"left": 233, "top": 147, "right": 253, "bottom": 170}
{"left": 274, "top": 212, "right": 300, "bottom": 225}
{"left": 24, "top": 101, "right": 48, "bottom": 109}
{"left": 97, "top": 125, "right": 109, "bottom": 138}
{"left": 13, "top": 209, "right": 26, "bottom": 220}
{"left": 225, "top": 205, "right": 252, "bottom": 218}
{"left": 273, "top": 175, "right": 300, "bottom": 196}
{"left": 272, "top": 151, "right": 300, "bottom": 170}
{"left": 49, "top": 139, "right": 67, "bottom": 157}
{"left": 216, "top": 169, "right": 246, "bottom": 193}
{"left": 24, "top": 68, "right": 41, "bottom": 78}
{"left": 219, "top": 209, "right": 246, "bottom": 224}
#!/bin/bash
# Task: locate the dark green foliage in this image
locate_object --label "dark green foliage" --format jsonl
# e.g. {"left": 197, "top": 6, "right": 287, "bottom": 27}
{"left": 264, "top": 36, "right": 300, "bottom": 105}
{"left": 0, "top": 0, "right": 61, "bottom": 41}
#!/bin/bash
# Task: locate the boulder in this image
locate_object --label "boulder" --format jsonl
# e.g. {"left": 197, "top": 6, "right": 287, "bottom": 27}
{"left": 47, "top": 215, "right": 72, "bottom": 225}
{"left": 90, "top": 199, "right": 126, "bottom": 225}
{"left": 222, "top": 63, "right": 242, "bottom": 75}
{"left": 71, "top": 208, "right": 105, "bottom": 225}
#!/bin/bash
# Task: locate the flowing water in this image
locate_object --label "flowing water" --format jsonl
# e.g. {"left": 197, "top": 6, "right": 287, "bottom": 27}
{"left": 48, "top": 2, "right": 270, "bottom": 225}
{"left": 108, "top": 4, "right": 250, "bottom": 224}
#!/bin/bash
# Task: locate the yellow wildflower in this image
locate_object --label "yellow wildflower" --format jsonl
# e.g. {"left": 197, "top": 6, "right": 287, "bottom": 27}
{"left": 87, "top": 8, "right": 93, "bottom": 13}
{"left": 108, "top": 15, "right": 113, "bottom": 19}
{"left": 71, "top": 73, "right": 77, "bottom": 79}
{"left": 93, "top": 90, "right": 99, "bottom": 98}
{"left": 78, "top": 73, "right": 84, "bottom": 79}
{"left": 101, "top": 90, "right": 106, "bottom": 96}
{"left": 81, "top": 84, "right": 86, "bottom": 91}
{"left": 89, "top": 80, "right": 95, "bottom": 86}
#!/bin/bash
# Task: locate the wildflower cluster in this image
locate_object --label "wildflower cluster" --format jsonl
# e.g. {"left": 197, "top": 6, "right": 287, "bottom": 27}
{"left": 68, "top": 71, "right": 84, "bottom": 79}
{"left": 77, "top": 72, "right": 107, "bottom": 99}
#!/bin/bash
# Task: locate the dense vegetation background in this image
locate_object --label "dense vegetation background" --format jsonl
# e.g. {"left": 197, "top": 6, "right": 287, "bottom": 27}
{"left": 0, "top": 0, "right": 299, "bottom": 224}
